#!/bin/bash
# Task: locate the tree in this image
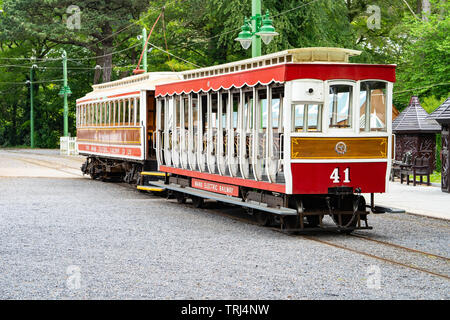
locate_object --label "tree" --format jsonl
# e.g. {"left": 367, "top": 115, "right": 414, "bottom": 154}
{"left": 0, "top": 0, "right": 150, "bottom": 83}
{"left": 392, "top": 0, "right": 449, "bottom": 109}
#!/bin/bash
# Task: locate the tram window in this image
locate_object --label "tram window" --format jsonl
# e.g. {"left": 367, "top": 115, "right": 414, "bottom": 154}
{"left": 259, "top": 90, "right": 268, "bottom": 129}
{"left": 101, "top": 102, "right": 105, "bottom": 125}
{"left": 92, "top": 104, "right": 95, "bottom": 125}
{"left": 192, "top": 96, "right": 198, "bottom": 129}
{"left": 136, "top": 99, "right": 140, "bottom": 125}
{"left": 107, "top": 102, "right": 110, "bottom": 125}
{"left": 112, "top": 101, "right": 116, "bottom": 126}
{"left": 232, "top": 94, "right": 239, "bottom": 128}
{"left": 328, "top": 84, "right": 353, "bottom": 129}
{"left": 184, "top": 97, "right": 189, "bottom": 129}
{"left": 221, "top": 93, "right": 227, "bottom": 128}
{"left": 360, "top": 81, "right": 387, "bottom": 132}
{"left": 243, "top": 91, "right": 253, "bottom": 130}
{"left": 292, "top": 104, "right": 323, "bottom": 132}
{"left": 175, "top": 97, "right": 181, "bottom": 128}
{"left": 125, "top": 100, "right": 129, "bottom": 125}
{"left": 211, "top": 94, "right": 218, "bottom": 128}
{"left": 116, "top": 100, "right": 120, "bottom": 125}
{"left": 160, "top": 99, "right": 165, "bottom": 130}
{"left": 201, "top": 95, "right": 208, "bottom": 130}
{"left": 272, "top": 97, "right": 280, "bottom": 129}
{"left": 129, "top": 100, "right": 134, "bottom": 125}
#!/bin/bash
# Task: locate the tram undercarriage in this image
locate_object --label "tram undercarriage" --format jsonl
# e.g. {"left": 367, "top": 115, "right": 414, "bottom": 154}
{"left": 141, "top": 173, "right": 375, "bottom": 234}
{"left": 81, "top": 156, "right": 146, "bottom": 184}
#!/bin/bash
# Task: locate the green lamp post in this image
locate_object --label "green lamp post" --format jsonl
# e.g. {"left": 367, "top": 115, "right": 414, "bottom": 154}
{"left": 235, "top": 1, "right": 278, "bottom": 58}
{"left": 58, "top": 50, "right": 72, "bottom": 137}
{"left": 28, "top": 63, "right": 38, "bottom": 148}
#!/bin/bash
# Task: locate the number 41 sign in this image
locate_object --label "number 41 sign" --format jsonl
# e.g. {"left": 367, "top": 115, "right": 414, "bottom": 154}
{"left": 330, "top": 168, "right": 351, "bottom": 183}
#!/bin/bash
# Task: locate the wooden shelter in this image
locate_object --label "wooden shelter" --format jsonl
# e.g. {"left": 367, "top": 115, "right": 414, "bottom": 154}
{"left": 392, "top": 96, "right": 440, "bottom": 171}
{"left": 427, "top": 98, "right": 450, "bottom": 192}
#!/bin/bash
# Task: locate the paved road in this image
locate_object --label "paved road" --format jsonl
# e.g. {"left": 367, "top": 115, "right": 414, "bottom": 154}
{"left": 0, "top": 149, "right": 449, "bottom": 299}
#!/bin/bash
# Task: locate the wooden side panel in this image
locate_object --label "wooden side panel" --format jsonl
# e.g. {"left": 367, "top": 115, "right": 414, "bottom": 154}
{"left": 291, "top": 137, "right": 388, "bottom": 159}
{"left": 77, "top": 127, "right": 141, "bottom": 145}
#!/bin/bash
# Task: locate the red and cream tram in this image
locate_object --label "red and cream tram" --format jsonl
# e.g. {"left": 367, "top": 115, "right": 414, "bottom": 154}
{"left": 77, "top": 47, "right": 396, "bottom": 232}
{"left": 76, "top": 72, "right": 181, "bottom": 183}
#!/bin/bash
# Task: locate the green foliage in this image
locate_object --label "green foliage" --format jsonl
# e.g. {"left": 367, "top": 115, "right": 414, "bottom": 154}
{"left": 392, "top": 0, "right": 450, "bottom": 110}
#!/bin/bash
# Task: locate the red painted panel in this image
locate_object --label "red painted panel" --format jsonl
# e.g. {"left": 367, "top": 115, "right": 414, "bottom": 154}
{"left": 156, "top": 65, "right": 286, "bottom": 96}
{"left": 155, "top": 63, "right": 396, "bottom": 96}
{"left": 159, "top": 165, "right": 285, "bottom": 193}
{"left": 78, "top": 144, "right": 142, "bottom": 158}
{"left": 291, "top": 162, "right": 387, "bottom": 194}
{"left": 285, "top": 64, "right": 396, "bottom": 83}
{"left": 192, "top": 178, "right": 239, "bottom": 196}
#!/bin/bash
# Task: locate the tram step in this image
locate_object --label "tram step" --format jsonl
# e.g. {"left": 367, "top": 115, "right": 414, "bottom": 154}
{"left": 147, "top": 180, "right": 298, "bottom": 216}
{"left": 141, "top": 171, "right": 167, "bottom": 177}
{"left": 137, "top": 185, "right": 165, "bottom": 192}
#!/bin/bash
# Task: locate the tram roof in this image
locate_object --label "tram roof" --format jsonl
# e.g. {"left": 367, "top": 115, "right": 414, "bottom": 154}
{"left": 155, "top": 47, "right": 396, "bottom": 97}
{"left": 76, "top": 72, "right": 182, "bottom": 104}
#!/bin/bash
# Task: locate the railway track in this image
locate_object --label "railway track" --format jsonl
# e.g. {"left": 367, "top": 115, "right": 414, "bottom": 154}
{"left": 176, "top": 198, "right": 450, "bottom": 281}
{"left": 1, "top": 152, "right": 83, "bottom": 178}
{"left": 6, "top": 154, "right": 449, "bottom": 281}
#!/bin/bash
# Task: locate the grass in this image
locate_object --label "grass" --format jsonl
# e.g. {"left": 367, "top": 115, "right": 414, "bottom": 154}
{"left": 408, "top": 171, "right": 441, "bottom": 184}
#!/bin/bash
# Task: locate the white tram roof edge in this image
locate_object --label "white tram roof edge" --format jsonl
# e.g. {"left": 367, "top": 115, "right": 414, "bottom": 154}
{"left": 76, "top": 72, "right": 182, "bottom": 103}
{"left": 180, "top": 47, "right": 363, "bottom": 81}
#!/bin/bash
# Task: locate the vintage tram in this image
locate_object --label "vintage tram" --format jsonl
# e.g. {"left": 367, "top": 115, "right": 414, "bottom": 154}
{"left": 76, "top": 47, "right": 396, "bottom": 232}
{"left": 76, "top": 72, "right": 181, "bottom": 184}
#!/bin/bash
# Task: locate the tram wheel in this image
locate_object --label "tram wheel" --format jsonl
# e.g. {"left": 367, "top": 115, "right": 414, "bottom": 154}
{"left": 191, "top": 196, "right": 204, "bottom": 208}
{"left": 255, "top": 210, "right": 271, "bottom": 226}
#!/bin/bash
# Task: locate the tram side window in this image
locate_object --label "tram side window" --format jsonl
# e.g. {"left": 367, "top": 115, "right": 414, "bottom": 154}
{"left": 175, "top": 97, "right": 181, "bottom": 128}
{"left": 360, "top": 81, "right": 387, "bottom": 132}
{"left": 101, "top": 102, "right": 105, "bottom": 125}
{"left": 125, "top": 100, "right": 130, "bottom": 126}
{"left": 292, "top": 104, "right": 323, "bottom": 132}
{"left": 328, "top": 84, "right": 353, "bottom": 129}
{"left": 129, "top": 99, "right": 134, "bottom": 125}
{"left": 201, "top": 95, "right": 208, "bottom": 131}
{"left": 136, "top": 99, "right": 140, "bottom": 125}
{"left": 184, "top": 97, "right": 189, "bottom": 129}
{"left": 94, "top": 103, "right": 98, "bottom": 126}
{"left": 232, "top": 94, "right": 239, "bottom": 128}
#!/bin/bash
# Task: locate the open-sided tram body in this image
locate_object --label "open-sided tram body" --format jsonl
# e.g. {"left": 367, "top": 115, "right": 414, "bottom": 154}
{"left": 76, "top": 47, "right": 396, "bottom": 232}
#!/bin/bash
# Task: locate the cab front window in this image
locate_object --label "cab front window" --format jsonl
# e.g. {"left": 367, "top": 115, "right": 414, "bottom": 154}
{"left": 328, "top": 84, "right": 353, "bottom": 129}
{"left": 359, "top": 81, "right": 387, "bottom": 132}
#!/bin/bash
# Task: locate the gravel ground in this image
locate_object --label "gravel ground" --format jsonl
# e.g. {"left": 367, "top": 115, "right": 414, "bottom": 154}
{"left": 0, "top": 174, "right": 449, "bottom": 300}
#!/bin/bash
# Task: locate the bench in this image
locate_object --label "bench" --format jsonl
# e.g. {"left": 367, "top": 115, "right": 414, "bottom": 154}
{"left": 412, "top": 157, "right": 431, "bottom": 186}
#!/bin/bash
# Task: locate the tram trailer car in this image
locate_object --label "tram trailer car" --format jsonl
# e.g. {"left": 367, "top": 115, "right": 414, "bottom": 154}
{"left": 76, "top": 72, "right": 182, "bottom": 184}
{"left": 144, "top": 47, "right": 396, "bottom": 232}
